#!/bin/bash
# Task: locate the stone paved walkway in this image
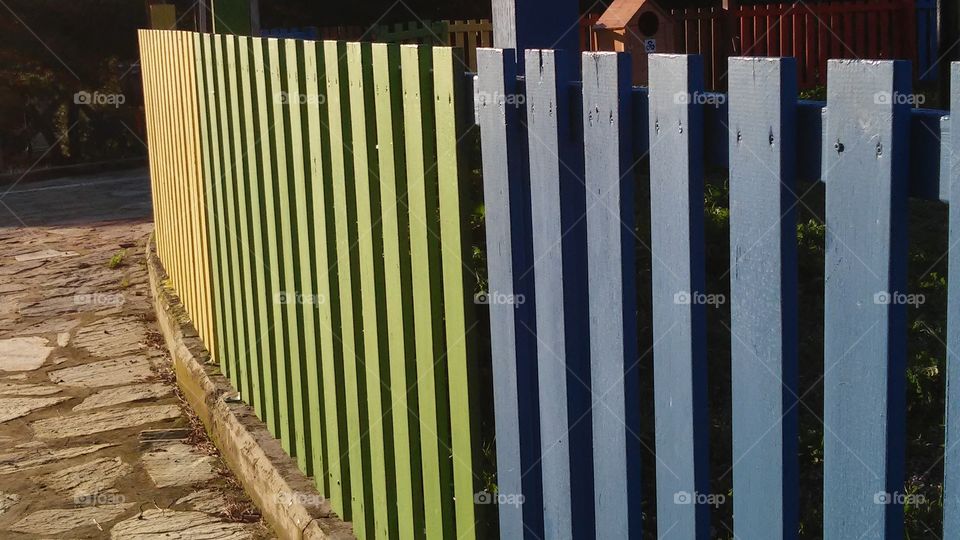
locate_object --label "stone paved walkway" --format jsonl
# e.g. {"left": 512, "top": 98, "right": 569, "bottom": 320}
{"left": 0, "top": 169, "right": 272, "bottom": 539}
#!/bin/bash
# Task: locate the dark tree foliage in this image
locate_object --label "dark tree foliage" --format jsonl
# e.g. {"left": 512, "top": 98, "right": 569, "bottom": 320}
{"left": 0, "top": 0, "right": 146, "bottom": 171}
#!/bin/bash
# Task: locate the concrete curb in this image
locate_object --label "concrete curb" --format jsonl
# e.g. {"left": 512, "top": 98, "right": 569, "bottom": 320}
{"left": 146, "top": 235, "right": 355, "bottom": 540}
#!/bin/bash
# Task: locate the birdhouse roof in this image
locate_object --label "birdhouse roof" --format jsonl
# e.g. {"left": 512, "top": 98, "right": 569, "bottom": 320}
{"left": 596, "top": 0, "right": 671, "bottom": 30}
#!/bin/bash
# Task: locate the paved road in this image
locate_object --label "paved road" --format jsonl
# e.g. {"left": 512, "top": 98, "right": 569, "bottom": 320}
{"left": 0, "top": 169, "right": 271, "bottom": 538}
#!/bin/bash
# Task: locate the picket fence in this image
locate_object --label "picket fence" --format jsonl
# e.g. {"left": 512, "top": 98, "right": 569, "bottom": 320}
{"left": 139, "top": 28, "right": 960, "bottom": 540}
{"left": 475, "top": 49, "right": 958, "bottom": 539}
{"left": 138, "top": 30, "right": 485, "bottom": 540}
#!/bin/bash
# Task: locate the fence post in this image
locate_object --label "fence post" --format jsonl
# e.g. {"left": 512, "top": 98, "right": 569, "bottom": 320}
{"left": 582, "top": 51, "right": 641, "bottom": 540}
{"left": 822, "top": 59, "right": 910, "bottom": 540}
{"left": 647, "top": 53, "right": 711, "bottom": 539}
{"left": 525, "top": 48, "right": 594, "bottom": 539}
{"left": 491, "top": 0, "right": 580, "bottom": 73}
{"left": 476, "top": 47, "right": 544, "bottom": 539}
{"left": 944, "top": 61, "right": 960, "bottom": 539}
{"left": 728, "top": 56, "right": 799, "bottom": 540}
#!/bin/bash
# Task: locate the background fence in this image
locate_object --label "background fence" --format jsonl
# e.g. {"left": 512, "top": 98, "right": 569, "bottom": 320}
{"left": 138, "top": 29, "right": 490, "bottom": 540}
{"left": 671, "top": 0, "right": 938, "bottom": 89}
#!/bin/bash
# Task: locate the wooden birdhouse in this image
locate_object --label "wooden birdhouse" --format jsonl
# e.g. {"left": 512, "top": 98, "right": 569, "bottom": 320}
{"left": 594, "top": 0, "right": 680, "bottom": 86}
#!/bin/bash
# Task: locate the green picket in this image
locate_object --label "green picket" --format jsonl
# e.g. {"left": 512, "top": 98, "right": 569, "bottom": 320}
{"left": 212, "top": 35, "right": 240, "bottom": 386}
{"left": 323, "top": 39, "right": 373, "bottom": 537}
{"left": 371, "top": 42, "right": 426, "bottom": 540}
{"left": 237, "top": 35, "right": 269, "bottom": 420}
{"left": 346, "top": 41, "right": 398, "bottom": 540}
{"left": 194, "top": 33, "right": 227, "bottom": 382}
{"left": 251, "top": 38, "right": 284, "bottom": 439}
{"left": 302, "top": 39, "right": 339, "bottom": 500}
{"left": 226, "top": 36, "right": 263, "bottom": 418}
{"left": 266, "top": 38, "right": 299, "bottom": 456}
{"left": 401, "top": 44, "right": 455, "bottom": 539}
{"left": 433, "top": 46, "right": 479, "bottom": 540}
{"left": 283, "top": 38, "right": 316, "bottom": 474}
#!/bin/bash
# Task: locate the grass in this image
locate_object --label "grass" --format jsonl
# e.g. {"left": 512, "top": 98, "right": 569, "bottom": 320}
{"left": 108, "top": 249, "right": 126, "bottom": 269}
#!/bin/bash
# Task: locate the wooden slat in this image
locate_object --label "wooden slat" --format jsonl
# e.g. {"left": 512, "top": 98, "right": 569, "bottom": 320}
{"left": 224, "top": 34, "right": 254, "bottom": 409}
{"left": 647, "top": 53, "right": 710, "bottom": 538}
{"left": 526, "top": 48, "right": 582, "bottom": 540}
{"left": 305, "top": 40, "right": 347, "bottom": 510}
{"left": 212, "top": 35, "right": 240, "bottom": 386}
{"left": 324, "top": 39, "right": 371, "bottom": 535}
{"left": 301, "top": 38, "right": 332, "bottom": 498}
{"left": 945, "top": 61, "right": 960, "bottom": 540}
{"left": 401, "top": 44, "right": 455, "bottom": 540}
{"left": 371, "top": 42, "right": 425, "bottom": 539}
{"left": 476, "top": 47, "right": 544, "bottom": 540}
{"left": 346, "top": 41, "right": 396, "bottom": 539}
{"left": 728, "top": 57, "right": 799, "bottom": 540}
{"left": 434, "top": 46, "right": 480, "bottom": 540}
{"left": 822, "top": 59, "right": 910, "bottom": 539}
{"left": 266, "top": 38, "right": 296, "bottom": 454}
{"left": 192, "top": 32, "right": 219, "bottom": 360}
{"left": 583, "top": 51, "right": 640, "bottom": 539}
{"left": 251, "top": 37, "right": 283, "bottom": 437}
{"left": 283, "top": 38, "right": 316, "bottom": 475}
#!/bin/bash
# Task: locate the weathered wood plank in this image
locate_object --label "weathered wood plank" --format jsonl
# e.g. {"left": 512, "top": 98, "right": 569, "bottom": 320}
{"left": 822, "top": 59, "right": 910, "bottom": 540}
{"left": 647, "top": 53, "right": 711, "bottom": 538}
{"left": 324, "top": 39, "right": 371, "bottom": 535}
{"left": 401, "top": 44, "right": 455, "bottom": 540}
{"left": 434, "top": 46, "right": 481, "bottom": 540}
{"left": 525, "top": 48, "right": 595, "bottom": 540}
{"left": 346, "top": 41, "right": 396, "bottom": 539}
{"left": 371, "top": 42, "right": 426, "bottom": 540}
{"left": 476, "top": 47, "right": 543, "bottom": 540}
{"left": 728, "top": 56, "right": 799, "bottom": 540}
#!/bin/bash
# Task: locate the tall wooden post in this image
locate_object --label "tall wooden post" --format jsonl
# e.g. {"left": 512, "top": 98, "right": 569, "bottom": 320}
{"left": 492, "top": 0, "right": 580, "bottom": 72}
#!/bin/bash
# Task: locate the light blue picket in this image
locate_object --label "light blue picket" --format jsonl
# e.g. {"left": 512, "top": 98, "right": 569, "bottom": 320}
{"left": 945, "top": 60, "right": 960, "bottom": 540}
{"left": 822, "top": 59, "right": 910, "bottom": 540}
{"left": 582, "top": 51, "right": 641, "bottom": 540}
{"left": 476, "top": 47, "right": 544, "bottom": 540}
{"left": 647, "top": 53, "right": 711, "bottom": 539}
{"left": 728, "top": 57, "right": 799, "bottom": 540}
{"left": 525, "top": 48, "right": 594, "bottom": 540}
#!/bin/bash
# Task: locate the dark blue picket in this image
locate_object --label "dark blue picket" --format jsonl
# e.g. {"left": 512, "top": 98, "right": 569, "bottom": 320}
{"left": 943, "top": 61, "right": 960, "bottom": 539}
{"left": 647, "top": 53, "right": 711, "bottom": 539}
{"left": 524, "top": 48, "right": 594, "bottom": 539}
{"left": 822, "top": 60, "right": 910, "bottom": 540}
{"left": 728, "top": 57, "right": 799, "bottom": 540}
{"left": 476, "top": 47, "right": 543, "bottom": 540}
{"left": 581, "top": 51, "right": 641, "bottom": 540}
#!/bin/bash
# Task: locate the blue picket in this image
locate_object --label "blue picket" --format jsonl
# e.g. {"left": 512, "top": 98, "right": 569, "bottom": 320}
{"left": 581, "top": 51, "right": 642, "bottom": 540}
{"left": 647, "top": 53, "right": 711, "bottom": 539}
{"left": 524, "top": 48, "right": 594, "bottom": 540}
{"left": 476, "top": 47, "right": 544, "bottom": 540}
{"left": 943, "top": 61, "right": 960, "bottom": 539}
{"left": 822, "top": 59, "right": 910, "bottom": 540}
{"left": 727, "top": 57, "right": 799, "bottom": 540}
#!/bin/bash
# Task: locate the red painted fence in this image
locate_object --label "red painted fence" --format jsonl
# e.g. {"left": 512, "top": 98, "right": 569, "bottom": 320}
{"left": 672, "top": 0, "right": 936, "bottom": 90}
